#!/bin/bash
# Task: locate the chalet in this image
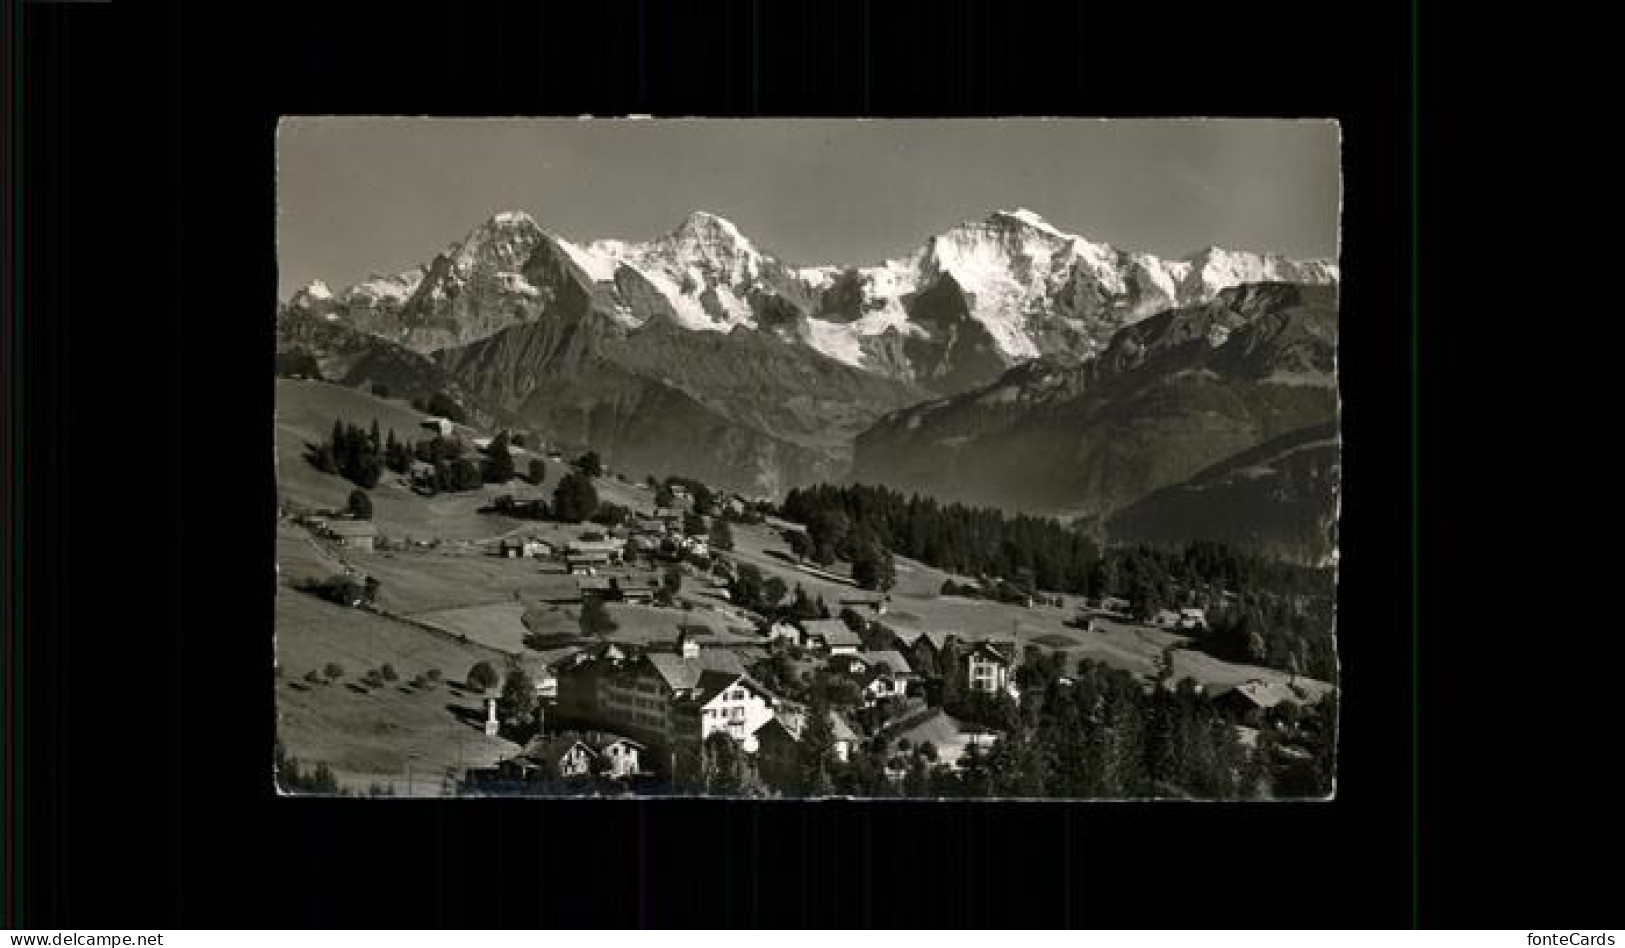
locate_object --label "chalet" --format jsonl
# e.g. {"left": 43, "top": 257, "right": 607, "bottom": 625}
{"left": 324, "top": 520, "right": 377, "bottom": 552}
{"left": 633, "top": 518, "right": 668, "bottom": 536}
{"left": 612, "top": 575, "right": 659, "bottom": 604}
{"left": 751, "top": 717, "right": 802, "bottom": 787}
{"left": 564, "top": 538, "right": 625, "bottom": 569}
{"left": 885, "top": 708, "right": 1001, "bottom": 771}
{"left": 1179, "top": 607, "right": 1208, "bottom": 631}
{"left": 829, "top": 650, "right": 915, "bottom": 706}
{"left": 1212, "top": 679, "right": 1301, "bottom": 717}
{"left": 651, "top": 506, "right": 683, "bottom": 526}
{"left": 963, "top": 640, "right": 1016, "bottom": 694}
{"left": 799, "top": 619, "right": 862, "bottom": 655}
{"left": 753, "top": 710, "right": 860, "bottom": 787}
{"left": 1151, "top": 608, "right": 1182, "bottom": 629}
{"left": 766, "top": 620, "right": 801, "bottom": 645}
{"left": 503, "top": 735, "right": 598, "bottom": 781}
{"left": 584, "top": 732, "right": 646, "bottom": 779}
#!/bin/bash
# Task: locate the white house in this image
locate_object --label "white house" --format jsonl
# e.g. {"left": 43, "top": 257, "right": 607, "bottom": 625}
{"left": 690, "top": 673, "right": 777, "bottom": 752}
{"left": 585, "top": 734, "right": 646, "bottom": 779}
{"left": 964, "top": 641, "right": 1013, "bottom": 694}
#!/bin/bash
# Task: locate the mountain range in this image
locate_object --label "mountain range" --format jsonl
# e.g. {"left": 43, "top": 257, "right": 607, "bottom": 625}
{"left": 279, "top": 208, "right": 1339, "bottom": 556}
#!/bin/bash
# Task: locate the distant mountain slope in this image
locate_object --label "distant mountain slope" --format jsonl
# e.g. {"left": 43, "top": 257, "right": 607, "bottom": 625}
{"left": 851, "top": 283, "right": 1338, "bottom": 517}
{"left": 1106, "top": 422, "right": 1340, "bottom": 565}
{"left": 287, "top": 208, "right": 1337, "bottom": 395}
{"left": 437, "top": 301, "right": 927, "bottom": 497}
{"left": 274, "top": 308, "right": 470, "bottom": 409}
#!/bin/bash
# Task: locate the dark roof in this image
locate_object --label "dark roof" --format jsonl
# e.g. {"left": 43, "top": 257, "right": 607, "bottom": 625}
{"left": 893, "top": 629, "right": 953, "bottom": 651}
{"left": 518, "top": 734, "right": 596, "bottom": 764}
{"left": 583, "top": 732, "right": 645, "bottom": 753}
{"left": 1215, "top": 679, "right": 1299, "bottom": 710}
{"left": 964, "top": 638, "right": 1017, "bottom": 661}
{"left": 858, "top": 650, "right": 912, "bottom": 674}
{"left": 690, "top": 669, "right": 750, "bottom": 706}
{"left": 801, "top": 619, "right": 861, "bottom": 647}
{"left": 642, "top": 649, "right": 747, "bottom": 693}
{"left": 887, "top": 708, "right": 999, "bottom": 750}
{"left": 766, "top": 710, "right": 859, "bottom": 744}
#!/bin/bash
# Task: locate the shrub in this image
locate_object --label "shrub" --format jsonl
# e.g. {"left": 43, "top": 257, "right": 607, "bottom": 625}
{"left": 323, "top": 663, "right": 344, "bottom": 682}
{"left": 380, "top": 664, "right": 398, "bottom": 682}
{"left": 467, "top": 662, "right": 500, "bottom": 691}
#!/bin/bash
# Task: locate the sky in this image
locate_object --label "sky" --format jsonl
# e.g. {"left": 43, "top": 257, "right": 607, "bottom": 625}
{"left": 276, "top": 118, "right": 1341, "bottom": 299}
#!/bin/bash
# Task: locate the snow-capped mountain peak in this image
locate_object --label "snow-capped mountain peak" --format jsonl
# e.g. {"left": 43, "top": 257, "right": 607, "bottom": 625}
{"left": 448, "top": 212, "right": 545, "bottom": 276}
{"left": 297, "top": 206, "right": 1339, "bottom": 389}
{"left": 991, "top": 207, "right": 1066, "bottom": 237}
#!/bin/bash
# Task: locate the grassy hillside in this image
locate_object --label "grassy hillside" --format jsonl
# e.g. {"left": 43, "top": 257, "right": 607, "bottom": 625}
{"left": 274, "top": 528, "right": 520, "bottom": 795}
{"left": 727, "top": 519, "right": 1330, "bottom": 696}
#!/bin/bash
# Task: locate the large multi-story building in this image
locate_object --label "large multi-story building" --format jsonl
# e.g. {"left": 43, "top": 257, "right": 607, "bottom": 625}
{"left": 555, "top": 632, "right": 780, "bottom": 757}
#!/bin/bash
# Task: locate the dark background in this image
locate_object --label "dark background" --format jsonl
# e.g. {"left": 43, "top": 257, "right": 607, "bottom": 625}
{"left": 13, "top": 0, "right": 1442, "bottom": 928}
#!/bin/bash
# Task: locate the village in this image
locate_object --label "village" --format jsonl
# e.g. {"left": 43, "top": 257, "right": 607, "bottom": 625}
{"left": 273, "top": 378, "right": 1336, "bottom": 799}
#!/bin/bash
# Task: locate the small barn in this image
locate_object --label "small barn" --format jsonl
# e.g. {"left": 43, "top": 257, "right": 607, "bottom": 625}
{"left": 324, "top": 520, "right": 377, "bottom": 552}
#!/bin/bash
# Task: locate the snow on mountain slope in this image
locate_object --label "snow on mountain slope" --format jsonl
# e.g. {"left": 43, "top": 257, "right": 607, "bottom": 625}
{"left": 292, "top": 206, "right": 1337, "bottom": 385}
{"left": 581, "top": 211, "right": 768, "bottom": 332}
{"left": 342, "top": 268, "right": 425, "bottom": 305}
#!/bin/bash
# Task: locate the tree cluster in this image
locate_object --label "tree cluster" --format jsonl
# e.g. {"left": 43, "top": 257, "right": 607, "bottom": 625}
{"left": 552, "top": 471, "right": 600, "bottom": 523}
{"left": 274, "top": 739, "right": 340, "bottom": 794}
{"left": 307, "top": 418, "right": 385, "bottom": 488}
{"left": 783, "top": 484, "right": 1101, "bottom": 592}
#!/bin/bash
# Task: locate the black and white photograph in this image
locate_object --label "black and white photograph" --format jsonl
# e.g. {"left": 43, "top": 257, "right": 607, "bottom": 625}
{"left": 272, "top": 117, "right": 1341, "bottom": 800}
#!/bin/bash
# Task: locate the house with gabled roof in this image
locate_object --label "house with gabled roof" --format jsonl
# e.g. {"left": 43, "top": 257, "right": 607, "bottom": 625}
{"left": 828, "top": 650, "right": 915, "bottom": 706}
{"left": 583, "top": 732, "right": 647, "bottom": 779}
{"left": 503, "top": 734, "right": 598, "bottom": 781}
{"left": 963, "top": 639, "right": 1016, "bottom": 695}
{"left": 1212, "top": 678, "right": 1301, "bottom": 717}
{"left": 753, "top": 709, "right": 861, "bottom": 789}
{"left": 883, "top": 708, "right": 1001, "bottom": 771}
{"left": 799, "top": 618, "right": 862, "bottom": 655}
{"left": 839, "top": 592, "right": 887, "bottom": 615}
{"left": 890, "top": 628, "right": 957, "bottom": 678}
